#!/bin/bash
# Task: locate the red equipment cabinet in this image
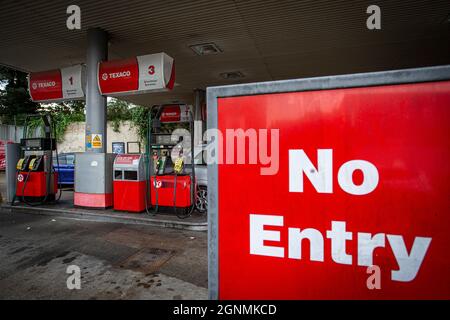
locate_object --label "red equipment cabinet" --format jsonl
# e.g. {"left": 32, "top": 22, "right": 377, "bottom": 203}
{"left": 113, "top": 180, "right": 147, "bottom": 212}
{"left": 113, "top": 154, "right": 147, "bottom": 213}
{"left": 150, "top": 175, "right": 192, "bottom": 208}
{"left": 16, "top": 171, "right": 58, "bottom": 198}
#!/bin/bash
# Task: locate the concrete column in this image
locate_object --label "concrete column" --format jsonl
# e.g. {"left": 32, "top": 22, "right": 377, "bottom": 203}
{"left": 5, "top": 143, "right": 20, "bottom": 203}
{"left": 85, "top": 28, "right": 108, "bottom": 153}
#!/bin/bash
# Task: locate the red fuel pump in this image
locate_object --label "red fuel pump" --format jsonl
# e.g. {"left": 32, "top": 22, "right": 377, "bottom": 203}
{"left": 13, "top": 115, "right": 60, "bottom": 205}
{"left": 146, "top": 104, "right": 196, "bottom": 218}
{"left": 16, "top": 154, "right": 58, "bottom": 201}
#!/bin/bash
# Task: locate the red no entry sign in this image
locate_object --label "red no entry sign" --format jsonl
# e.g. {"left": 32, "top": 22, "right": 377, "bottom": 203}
{"left": 207, "top": 66, "right": 450, "bottom": 299}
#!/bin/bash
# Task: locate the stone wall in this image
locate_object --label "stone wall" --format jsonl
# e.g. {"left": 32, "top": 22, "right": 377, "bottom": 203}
{"left": 58, "top": 121, "right": 141, "bottom": 153}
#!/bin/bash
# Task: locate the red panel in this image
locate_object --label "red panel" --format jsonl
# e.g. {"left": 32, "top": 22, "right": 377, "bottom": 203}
{"left": 29, "top": 69, "right": 62, "bottom": 101}
{"left": 98, "top": 57, "right": 139, "bottom": 94}
{"left": 150, "top": 175, "right": 192, "bottom": 207}
{"left": 74, "top": 192, "right": 113, "bottom": 208}
{"left": 16, "top": 171, "right": 58, "bottom": 197}
{"left": 217, "top": 81, "right": 450, "bottom": 299}
{"left": 160, "top": 105, "right": 181, "bottom": 122}
{"left": 113, "top": 180, "right": 147, "bottom": 212}
{"left": 115, "top": 154, "right": 140, "bottom": 165}
{"left": 166, "top": 61, "right": 175, "bottom": 90}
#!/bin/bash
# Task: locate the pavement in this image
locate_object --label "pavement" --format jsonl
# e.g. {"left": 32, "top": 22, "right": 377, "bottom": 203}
{"left": 0, "top": 173, "right": 208, "bottom": 300}
{"left": 0, "top": 172, "right": 207, "bottom": 231}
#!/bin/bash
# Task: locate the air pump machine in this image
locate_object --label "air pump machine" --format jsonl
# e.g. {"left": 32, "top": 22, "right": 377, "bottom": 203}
{"left": 13, "top": 114, "right": 59, "bottom": 204}
{"left": 113, "top": 153, "right": 147, "bottom": 212}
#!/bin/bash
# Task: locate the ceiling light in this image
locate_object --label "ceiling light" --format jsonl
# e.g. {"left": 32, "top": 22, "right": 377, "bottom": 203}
{"left": 220, "top": 71, "right": 245, "bottom": 80}
{"left": 190, "top": 43, "right": 222, "bottom": 56}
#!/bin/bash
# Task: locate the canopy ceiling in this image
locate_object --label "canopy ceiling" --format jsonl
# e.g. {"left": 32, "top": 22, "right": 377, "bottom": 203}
{"left": 1, "top": 0, "right": 449, "bottom": 106}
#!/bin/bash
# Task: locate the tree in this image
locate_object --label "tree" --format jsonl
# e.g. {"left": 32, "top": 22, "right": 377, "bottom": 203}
{"left": 0, "top": 66, "right": 39, "bottom": 123}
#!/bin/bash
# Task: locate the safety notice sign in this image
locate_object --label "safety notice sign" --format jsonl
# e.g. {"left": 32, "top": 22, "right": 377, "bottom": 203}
{"left": 86, "top": 133, "right": 92, "bottom": 149}
{"left": 91, "top": 134, "right": 102, "bottom": 149}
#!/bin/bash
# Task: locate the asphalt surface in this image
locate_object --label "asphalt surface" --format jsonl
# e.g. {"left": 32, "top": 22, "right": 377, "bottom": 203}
{"left": 0, "top": 209, "right": 208, "bottom": 299}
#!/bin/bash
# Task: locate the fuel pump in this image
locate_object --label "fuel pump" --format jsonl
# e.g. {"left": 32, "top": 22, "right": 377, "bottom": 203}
{"left": 145, "top": 104, "right": 196, "bottom": 218}
{"left": 172, "top": 147, "right": 187, "bottom": 216}
{"left": 12, "top": 114, "right": 61, "bottom": 205}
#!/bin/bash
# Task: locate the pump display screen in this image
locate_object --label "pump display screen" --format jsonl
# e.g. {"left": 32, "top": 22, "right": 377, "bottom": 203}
{"left": 21, "top": 138, "right": 56, "bottom": 150}
{"left": 25, "top": 139, "right": 41, "bottom": 148}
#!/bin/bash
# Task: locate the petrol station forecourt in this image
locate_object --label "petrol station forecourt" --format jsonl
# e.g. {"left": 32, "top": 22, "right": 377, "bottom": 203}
{"left": 0, "top": 0, "right": 450, "bottom": 302}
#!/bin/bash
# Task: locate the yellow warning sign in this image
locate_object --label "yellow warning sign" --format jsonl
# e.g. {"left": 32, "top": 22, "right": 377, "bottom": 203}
{"left": 92, "top": 134, "right": 102, "bottom": 149}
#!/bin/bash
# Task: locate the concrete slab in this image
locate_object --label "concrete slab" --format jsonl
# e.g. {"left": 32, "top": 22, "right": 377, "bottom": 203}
{"left": 0, "top": 173, "right": 207, "bottom": 231}
{"left": 2, "top": 202, "right": 208, "bottom": 231}
{"left": 0, "top": 211, "right": 207, "bottom": 299}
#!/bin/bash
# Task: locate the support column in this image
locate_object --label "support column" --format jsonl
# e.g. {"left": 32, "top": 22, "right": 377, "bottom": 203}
{"left": 85, "top": 28, "right": 108, "bottom": 152}
{"left": 5, "top": 143, "right": 21, "bottom": 203}
{"left": 74, "top": 28, "right": 114, "bottom": 209}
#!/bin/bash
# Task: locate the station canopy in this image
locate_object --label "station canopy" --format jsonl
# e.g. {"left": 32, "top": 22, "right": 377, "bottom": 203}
{"left": 1, "top": 0, "right": 449, "bottom": 106}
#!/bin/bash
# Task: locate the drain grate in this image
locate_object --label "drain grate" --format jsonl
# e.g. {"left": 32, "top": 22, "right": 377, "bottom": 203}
{"left": 117, "top": 247, "right": 174, "bottom": 274}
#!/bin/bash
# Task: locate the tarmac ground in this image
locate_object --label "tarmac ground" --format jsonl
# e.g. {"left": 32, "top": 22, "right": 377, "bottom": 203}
{"left": 0, "top": 172, "right": 208, "bottom": 300}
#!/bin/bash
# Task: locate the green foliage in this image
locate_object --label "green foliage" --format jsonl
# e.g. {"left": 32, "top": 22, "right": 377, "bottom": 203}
{"left": 107, "top": 98, "right": 132, "bottom": 132}
{"left": 52, "top": 110, "right": 85, "bottom": 142}
{"left": 107, "top": 98, "right": 152, "bottom": 143}
{"left": 25, "top": 103, "right": 85, "bottom": 142}
{"left": 0, "top": 66, "right": 39, "bottom": 122}
{"left": 130, "top": 105, "right": 151, "bottom": 143}
{"left": 128, "top": 105, "right": 189, "bottom": 145}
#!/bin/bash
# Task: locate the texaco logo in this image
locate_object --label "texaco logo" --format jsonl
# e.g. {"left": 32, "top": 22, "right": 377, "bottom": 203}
{"left": 102, "top": 73, "right": 108, "bottom": 81}
{"left": 155, "top": 180, "right": 162, "bottom": 188}
{"left": 17, "top": 174, "right": 24, "bottom": 182}
{"left": 32, "top": 82, "right": 37, "bottom": 90}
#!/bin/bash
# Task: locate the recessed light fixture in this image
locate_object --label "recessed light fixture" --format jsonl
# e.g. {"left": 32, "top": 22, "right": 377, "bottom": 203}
{"left": 189, "top": 43, "right": 222, "bottom": 56}
{"left": 220, "top": 71, "right": 245, "bottom": 80}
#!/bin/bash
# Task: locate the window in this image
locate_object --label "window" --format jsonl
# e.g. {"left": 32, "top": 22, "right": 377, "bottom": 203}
{"left": 114, "top": 170, "right": 123, "bottom": 180}
{"left": 66, "top": 155, "right": 75, "bottom": 165}
{"left": 54, "top": 154, "right": 67, "bottom": 165}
